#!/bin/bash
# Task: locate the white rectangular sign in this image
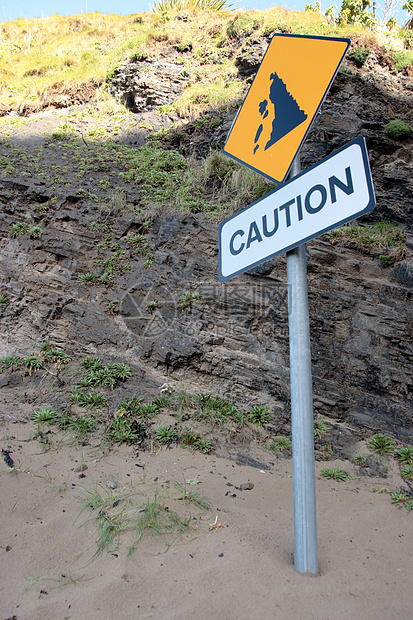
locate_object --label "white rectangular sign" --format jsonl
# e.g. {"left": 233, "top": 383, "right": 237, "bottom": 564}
{"left": 219, "top": 136, "right": 375, "bottom": 282}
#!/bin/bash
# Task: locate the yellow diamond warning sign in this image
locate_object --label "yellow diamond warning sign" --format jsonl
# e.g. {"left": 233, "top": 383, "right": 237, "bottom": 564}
{"left": 223, "top": 34, "right": 350, "bottom": 183}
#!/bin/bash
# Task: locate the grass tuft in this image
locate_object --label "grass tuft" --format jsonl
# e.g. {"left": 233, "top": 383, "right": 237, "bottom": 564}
{"left": 75, "top": 481, "right": 198, "bottom": 558}
{"left": 268, "top": 436, "right": 292, "bottom": 452}
{"left": 368, "top": 433, "right": 395, "bottom": 456}
{"left": 247, "top": 405, "right": 270, "bottom": 426}
{"left": 321, "top": 468, "right": 350, "bottom": 482}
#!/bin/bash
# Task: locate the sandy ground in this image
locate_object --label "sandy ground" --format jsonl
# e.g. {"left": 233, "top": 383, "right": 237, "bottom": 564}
{"left": 1, "top": 416, "right": 413, "bottom": 620}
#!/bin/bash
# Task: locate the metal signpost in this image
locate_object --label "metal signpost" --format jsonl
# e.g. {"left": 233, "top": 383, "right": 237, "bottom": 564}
{"left": 286, "top": 155, "right": 318, "bottom": 574}
{"left": 220, "top": 33, "right": 376, "bottom": 575}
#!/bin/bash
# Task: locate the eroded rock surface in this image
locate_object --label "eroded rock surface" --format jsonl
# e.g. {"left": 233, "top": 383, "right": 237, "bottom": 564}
{"left": 108, "top": 57, "right": 189, "bottom": 113}
{"left": 0, "top": 37, "right": 412, "bottom": 442}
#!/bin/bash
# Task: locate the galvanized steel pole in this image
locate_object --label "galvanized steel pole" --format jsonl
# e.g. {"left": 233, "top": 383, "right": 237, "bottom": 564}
{"left": 286, "top": 155, "right": 318, "bottom": 575}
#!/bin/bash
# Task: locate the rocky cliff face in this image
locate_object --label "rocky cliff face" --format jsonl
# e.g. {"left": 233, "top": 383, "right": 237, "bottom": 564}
{"left": 0, "top": 32, "right": 412, "bottom": 441}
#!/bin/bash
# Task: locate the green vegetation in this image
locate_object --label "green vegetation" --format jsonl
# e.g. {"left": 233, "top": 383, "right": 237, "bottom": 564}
{"left": 0, "top": 7, "right": 407, "bottom": 250}
{"left": 321, "top": 468, "right": 351, "bottom": 481}
{"left": 127, "top": 233, "right": 153, "bottom": 266}
{"left": 313, "top": 418, "right": 330, "bottom": 438}
{"left": 0, "top": 138, "right": 274, "bottom": 230}
{"left": 174, "top": 480, "right": 211, "bottom": 511}
{"left": 390, "top": 490, "right": 413, "bottom": 511}
{"left": 0, "top": 6, "right": 398, "bottom": 119}
{"left": 70, "top": 389, "right": 109, "bottom": 409}
{"left": 320, "top": 444, "right": 333, "bottom": 461}
{"left": 24, "top": 355, "right": 44, "bottom": 375}
{"left": 401, "top": 465, "right": 413, "bottom": 480}
{"left": 337, "top": 0, "right": 378, "bottom": 27}
{"left": 389, "top": 49, "right": 413, "bottom": 73}
{"left": 119, "top": 144, "right": 187, "bottom": 206}
{"left": 76, "top": 359, "right": 131, "bottom": 390}
{"left": 156, "top": 425, "right": 179, "bottom": 443}
{"left": 327, "top": 221, "right": 408, "bottom": 266}
{"left": 32, "top": 407, "right": 59, "bottom": 425}
{"left": 353, "top": 453, "right": 367, "bottom": 465}
{"left": 0, "top": 355, "right": 23, "bottom": 370}
{"left": 372, "top": 486, "right": 413, "bottom": 512}
{"left": 306, "top": 0, "right": 380, "bottom": 26}
{"left": 40, "top": 343, "right": 72, "bottom": 366}
{"left": 9, "top": 222, "right": 43, "bottom": 238}
{"left": 153, "top": 0, "right": 235, "bottom": 14}
{"left": 179, "top": 290, "right": 202, "bottom": 311}
{"left": 385, "top": 119, "right": 413, "bottom": 139}
{"left": 75, "top": 480, "right": 199, "bottom": 558}
{"left": 116, "top": 397, "right": 160, "bottom": 420}
{"left": 368, "top": 432, "right": 395, "bottom": 456}
{"left": 106, "top": 416, "right": 146, "bottom": 445}
{"left": 194, "top": 392, "right": 246, "bottom": 425}
{"left": 2, "top": 361, "right": 278, "bottom": 454}
{"left": 105, "top": 299, "right": 121, "bottom": 314}
{"left": 77, "top": 242, "right": 133, "bottom": 288}
{"left": 394, "top": 446, "right": 413, "bottom": 465}
{"left": 146, "top": 299, "right": 159, "bottom": 313}
{"left": 247, "top": 405, "right": 270, "bottom": 426}
{"left": 32, "top": 407, "right": 97, "bottom": 440}
{"left": 127, "top": 234, "right": 150, "bottom": 252}
{"left": 269, "top": 436, "right": 292, "bottom": 452}
{"left": 399, "top": 28, "right": 413, "bottom": 51}
{"left": 0, "top": 294, "right": 9, "bottom": 305}
{"left": 181, "top": 429, "right": 214, "bottom": 453}
{"left": 348, "top": 46, "right": 370, "bottom": 67}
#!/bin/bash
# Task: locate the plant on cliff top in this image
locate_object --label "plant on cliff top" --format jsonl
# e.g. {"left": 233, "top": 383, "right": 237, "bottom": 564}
{"left": 153, "top": 0, "right": 235, "bottom": 12}
{"left": 0, "top": 7, "right": 397, "bottom": 118}
{"left": 337, "top": 0, "right": 378, "bottom": 27}
{"left": 348, "top": 46, "right": 370, "bottom": 67}
{"left": 389, "top": 50, "right": 413, "bottom": 74}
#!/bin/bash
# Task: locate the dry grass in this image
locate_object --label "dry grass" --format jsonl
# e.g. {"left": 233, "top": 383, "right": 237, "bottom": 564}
{"left": 0, "top": 12, "right": 150, "bottom": 111}
{"left": 0, "top": 8, "right": 385, "bottom": 116}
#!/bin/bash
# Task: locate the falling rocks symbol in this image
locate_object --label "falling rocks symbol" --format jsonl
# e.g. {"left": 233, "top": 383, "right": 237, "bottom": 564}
{"left": 254, "top": 72, "right": 308, "bottom": 155}
{"left": 223, "top": 34, "right": 351, "bottom": 183}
